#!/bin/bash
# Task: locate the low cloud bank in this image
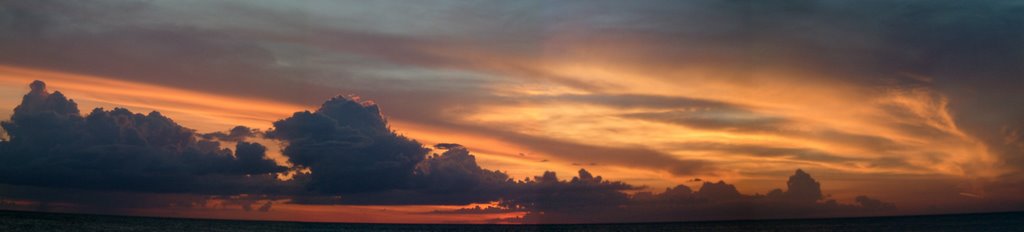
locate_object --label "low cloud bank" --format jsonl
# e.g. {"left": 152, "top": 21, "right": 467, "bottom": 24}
{"left": 0, "top": 81, "right": 896, "bottom": 222}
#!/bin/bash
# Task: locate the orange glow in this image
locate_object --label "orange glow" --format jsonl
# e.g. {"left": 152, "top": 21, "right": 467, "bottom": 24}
{"left": 0, "top": 65, "right": 303, "bottom": 132}
{"left": 0, "top": 57, "right": 1009, "bottom": 220}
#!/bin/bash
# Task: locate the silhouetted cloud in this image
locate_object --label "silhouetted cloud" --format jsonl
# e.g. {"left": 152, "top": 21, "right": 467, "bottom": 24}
{"left": 293, "top": 143, "right": 518, "bottom": 205}
{"left": 406, "top": 144, "right": 515, "bottom": 204}
{"left": 441, "top": 169, "right": 896, "bottom": 224}
{"left": 786, "top": 169, "right": 823, "bottom": 203}
{"left": 855, "top": 196, "right": 896, "bottom": 211}
{"left": 0, "top": 81, "right": 289, "bottom": 194}
{"left": 266, "top": 96, "right": 427, "bottom": 194}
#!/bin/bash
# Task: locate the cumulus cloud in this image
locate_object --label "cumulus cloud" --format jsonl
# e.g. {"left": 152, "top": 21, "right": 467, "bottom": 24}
{"left": 502, "top": 169, "right": 636, "bottom": 214}
{"left": 406, "top": 144, "right": 514, "bottom": 204}
{"left": 0, "top": 82, "right": 518, "bottom": 206}
{"left": 265, "top": 95, "right": 428, "bottom": 194}
{"left": 0, "top": 81, "right": 289, "bottom": 194}
{"left": 786, "top": 169, "right": 823, "bottom": 202}
{"left": 293, "top": 142, "right": 519, "bottom": 205}
{"left": 442, "top": 169, "right": 896, "bottom": 224}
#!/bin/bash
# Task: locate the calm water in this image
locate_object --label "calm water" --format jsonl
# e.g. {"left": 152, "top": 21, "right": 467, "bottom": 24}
{"left": 0, "top": 210, "right": 1021, "bottom": 232}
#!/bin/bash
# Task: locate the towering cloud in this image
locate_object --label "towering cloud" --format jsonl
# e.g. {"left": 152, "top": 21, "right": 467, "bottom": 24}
{"left": 785, "top": 169, "right": 823, "bottom": 202}
{"left": 266, "top": 96, "right": 428, "bottom": 194}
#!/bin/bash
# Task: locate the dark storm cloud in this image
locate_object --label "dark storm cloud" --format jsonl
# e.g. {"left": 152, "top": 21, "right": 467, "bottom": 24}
{"left": 0, "top": 81, "right": 290, "bottom": 194}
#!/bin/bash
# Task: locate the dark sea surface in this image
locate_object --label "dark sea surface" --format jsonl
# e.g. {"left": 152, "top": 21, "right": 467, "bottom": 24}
{"left": 0, "top": 210, "right": 1021, "bottom": 232}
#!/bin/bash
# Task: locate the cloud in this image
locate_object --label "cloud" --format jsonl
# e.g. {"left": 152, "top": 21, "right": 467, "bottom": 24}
{"left": 0, "top": 81, "right": 289, "bottom": 194}
{"left": 232, "top": 142, "right": 288, "bottom": 175}
{"left": 406, "top": 118, "right": 711, "bottom": 176}
{"left": 694, "top": 180, "right": 743, "bottom": 202}
{"left": 624, "top": 109, "right": 787, "bottom": 133}
{"left": 447, "top": 169, "right": 897, "bottom": 224}
{"left": 0, "top": 0, "right": 343, "bottom": 106}
{"left": 672, "top": 142, "right": 857, "bottom": 163}
{"left": 504, "top": 169, "right": 636, "bottom": 211}
{"left": 524, "top": 94, "right": 739, "bottom": 110}
{"left": 294, "top": 143, "right": 518, "bottom": 205}
{"left": 200, "top": 126, "right": 260, "bottom": 142}
{"left": 265, "top": 96, "right": 427, "bottom": 194}
{"left": 854, "top": 196, "right": 896, "bottom": 211}
{"left": 786, "top": 169, "right": 823, "bottom": 202}
{"left": 406, "top": 144, "right": 515, "bottom": 204}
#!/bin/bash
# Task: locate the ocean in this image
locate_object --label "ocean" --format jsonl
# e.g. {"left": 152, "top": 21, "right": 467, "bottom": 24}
{"left": 0, "top": 210, "right": 1021, "bottom": 232}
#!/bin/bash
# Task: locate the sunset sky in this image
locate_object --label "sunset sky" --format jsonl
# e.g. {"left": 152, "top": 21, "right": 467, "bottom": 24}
{"left": 0, "top": 0, "right": 1022, "bottom": 224}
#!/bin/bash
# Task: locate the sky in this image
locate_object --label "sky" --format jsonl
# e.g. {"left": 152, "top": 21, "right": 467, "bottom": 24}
{"left": 0, "top": 0, "right": 1022, "bottom": 224}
